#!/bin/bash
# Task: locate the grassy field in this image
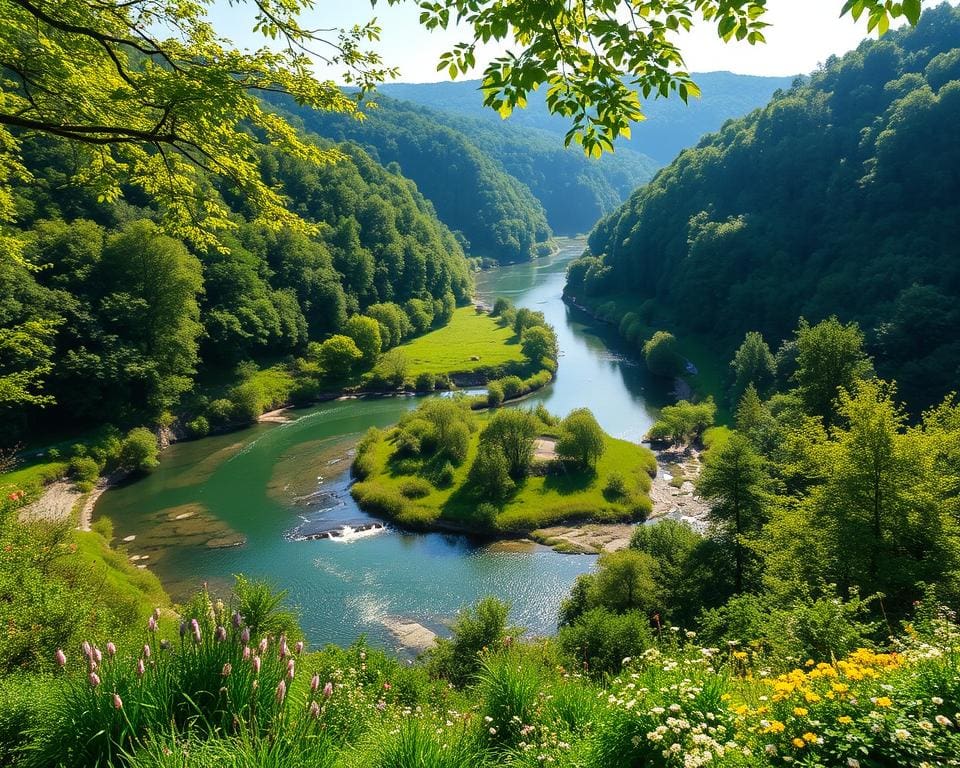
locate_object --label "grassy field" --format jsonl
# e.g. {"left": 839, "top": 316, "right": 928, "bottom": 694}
{"left": 398, "top": 307, "right": 524, "bottom": 377}
{"left": 352, "top": 417, "right": 657, "bottom": 534}
{"left": 0, "top": 460, "right": 67, "bottom": 499}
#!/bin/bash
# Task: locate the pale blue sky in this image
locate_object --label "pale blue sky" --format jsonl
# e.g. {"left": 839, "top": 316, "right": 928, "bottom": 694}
{"left": 208, "top": 1, "right": 933, "bottom": 82}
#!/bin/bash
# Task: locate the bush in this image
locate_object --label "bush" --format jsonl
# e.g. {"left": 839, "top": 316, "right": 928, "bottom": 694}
{"left": 427, "top": 597, "right": 511, "bottom": 686}
{"left": 643, "top": 330, "right": 685, "bottom": 378}
{"left": 498, "top": 375, "right": 525, "bottom": 400}
{"left": 491, "top": 297, "right": 513, "bottom": 317}
{"left": 119, "top": 428, "right": 159, "bottom": 473}
{"left": 603, "top": 471, "right": 628, "bottom": 499}
{"left": 185, "top": 415, "right": 210, "bottom": 438}
{"left": 558, "top": 608, "right": 654, "bottom": 676}
{"left": 533, "top": 402, "right": 558, "bottom": 426}
{"left": 399, "top": 477, "right": 433, "bottom": 499}
{"left": 229, "top": 381, "right": 264, "bottom": 424}
{"left": 475, "top": 501, "right": 498, "bottom": 525}
{"left": 434, "top": 461, "right": 456, "bottom": 488}
{"left": 69, "top": 456, "right": 100, "bottom": 488}
{"left": 414, "top": 372, "right": 436, "bottom": 392}
{"left": 468, "top": 444, "right": 514, "bottom": 501}
{"left": 486, "top": 381, "right": 504, "bottom": 407}
{"left": 206, "top": 398, "right": 235, "bottom": 426}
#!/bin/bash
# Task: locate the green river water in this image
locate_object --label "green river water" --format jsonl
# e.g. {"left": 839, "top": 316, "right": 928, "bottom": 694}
{"left": 95, "top": 238, "right": 669, "bottom": 649}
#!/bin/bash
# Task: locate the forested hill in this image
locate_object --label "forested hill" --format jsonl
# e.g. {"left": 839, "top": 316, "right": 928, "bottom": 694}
{"left": 380, "top": 71, "right": 794, "bottom": 164}
{"left": 570, "top": 5, "right": 960, "bottom": 410}
{"left": 1, "top": 128, "right": 471, "bottom": 438}
{"left": 269, "top": 95, "right": 553, "bottom": 262}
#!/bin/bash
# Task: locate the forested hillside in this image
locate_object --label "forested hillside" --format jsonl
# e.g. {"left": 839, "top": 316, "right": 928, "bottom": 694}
{"left": 380, "top": 71, "right": 794, "bottom": 164}
{"left": 270, "top": 96, "right": 553, "bottom": 262}
{"left": 1, "top": 130, "right": 471, "bottom": 439}
{"left": 571, "top": 5, "right": 960, "bottom": 409}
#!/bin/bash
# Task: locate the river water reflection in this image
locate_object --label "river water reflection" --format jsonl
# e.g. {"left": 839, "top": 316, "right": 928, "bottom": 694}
{"left": 96, "top": 238, "right": 668, "bottom": 649}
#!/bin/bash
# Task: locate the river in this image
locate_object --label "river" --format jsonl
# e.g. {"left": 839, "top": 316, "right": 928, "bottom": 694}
{"left": 95, "top": 238, "right": 669, "bottom": 649}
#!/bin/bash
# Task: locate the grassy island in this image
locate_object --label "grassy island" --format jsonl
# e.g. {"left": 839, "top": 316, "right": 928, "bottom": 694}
{"left": 351, "top": 398, "right": 657, "bottom": 535}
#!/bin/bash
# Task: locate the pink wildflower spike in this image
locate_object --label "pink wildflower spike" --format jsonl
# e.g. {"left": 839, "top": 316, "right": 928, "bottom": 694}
{"left": 383, "top": 682, "right": 392, "bottom": 691}
{"left": 310, "top": 673, "right": 320, "bottom": 693}
{"left": 153, "top": 606, "right": 161, "bottom": 621}
{"left": 295, "top": 641, "right": 304, "bottom": 655}
{"left": 88, "top": 659, "right": 98, "bottom": 672}
{"left": 82, "top": 641, "right": 92, "bottom": 659}
{"left": 113, "top": 693, "right": 123, "bottom": 710}
{"left": 215, "top": 625, "right": 227, "bottom": 642}
{"left": 258, "top": 638, "right": 268, "bottom": 655}
{"left": 240, "top": 627, "right": 250, "bottom": 645}
{"left": 89, "top": 671, "right": 101, "bottom": 687}
{"left": 279, "top": 636, "right": 288, "bottom": 659}
{"left": 323, "top": 681, "right": 333, "bottom": 698}
{"left": 55, "top": 649, "right": 66, "bottom": 667}
{"left": 142, "top": 644, "right": 151, "bottom": 659}
{"left": 148, "top": 615, "right": 157, "bottom": 633}
{"left": 191, "top": 619, "right": 201, "bottom": 644}
{"left": 222, "top": 663, "right": 232, "bottom": 677}
{"left": 275, "top": 679, "right": 286, "bottom": 705}
{"left": 287, "top": 658, "right": 295, "bottom": 680}
{"left": 242, "top": 646, "right": 251, "bottom": 661}
{"left": 93, "top": 647, "right": 102, "bottom": 663}
{"left": 309, "top": 700, "right": 320, "bottom": 719}
{"left": 136, "top": 659, "right": 146, "bottom": 678}
{"left": 253, "top": 656, "right": 262, "bottom": 675}
{"left": 232, "top": 611, "right": 242, "bottom": 628}
{"left": 106, "top": 642, "right": 116, "bottom": 657}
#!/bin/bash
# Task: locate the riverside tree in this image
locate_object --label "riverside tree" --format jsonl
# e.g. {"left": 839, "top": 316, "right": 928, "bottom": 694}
{"left": 556, "top": 407, "right": 605, "bottom": 469}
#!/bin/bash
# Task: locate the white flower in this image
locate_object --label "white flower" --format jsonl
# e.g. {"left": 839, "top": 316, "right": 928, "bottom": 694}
{"left": 935, "top": 714, "right": 952, "bottom": 727}
{"left": 847, "top": 759, "right": 860, "bottom": 768}
{"left": 894, "top": 728, "right": 911, "bottom": 740}
{"left": 932, "top": 696, "right": 944, "bottom": 705}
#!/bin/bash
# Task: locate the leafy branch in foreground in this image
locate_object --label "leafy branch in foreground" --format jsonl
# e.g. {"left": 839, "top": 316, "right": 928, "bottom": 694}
{"left": 388, "top": 0, "right": 922, "bottom": 157}
{"left": 0, "top": 0, "right": 397, "bottom": 251}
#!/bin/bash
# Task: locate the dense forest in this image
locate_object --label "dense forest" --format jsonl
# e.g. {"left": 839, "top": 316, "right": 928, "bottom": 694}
{"left": 380, "top": 71, "right": 794, "bottom": 164}
{"left": 571, "top": 5, "right": 960, "bottom": 409}
{"left": 270, "top": 95, "right": 554, "bottom": 262}
{"left": 0, "top": 128, "right": 472, "bottom": 440}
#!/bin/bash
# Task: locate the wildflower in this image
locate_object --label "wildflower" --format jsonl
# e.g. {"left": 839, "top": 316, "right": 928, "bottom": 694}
{"left": 222, "top": 663, "right": 232, "bottom": 677}
{"left": 762, "top": 720, "right": 785, "bottom": 734}
{"left": 311, "top": 673, "right": 320, "bottom": 693}
{"left": 894, "top": 728, "right": 910, "bottom": 740}
{"left": 89, "top": 672, "right": 101, "bottom": 687}
{"left": 215, "top": 625, "right": 227, "bottom": 642}
{"left": 802, "top": 732, "right": 818, "bottom": 743}
{"left": 190, "top": 619, "right": 201, "bottom": 644}
{"left": 733, "top": 651, "right": 748, "bottom": 660}
{"left": 919, "top": 720, "right": 934, "bottom": 731}
{"left": 287, "top": 658, "right": 295, "bottom": 680}
{"left": 153, "top": 607, "right": 161, "bottom": 621}
{"left": 376, "top": 699, "right": 386, "bottom": 711}
{"left": 242, "top": 645, "right": 251, "bottom": 660}
{"left": 874, "top": 696, "right": 893, "bottom": 708}
{"left": 847, "top": 759, "right": 860, "bottom": 768}
{"left": 82, "top": 641, "right": 92, "bottom": 659}
{"left": 323, "top": 681, "right": 333, "bottom": 698}
{"left": 309, "top": 700, "right": 320, "bottom": 718}
{"left": 258, "top": 638, "right": 269, "bottom": 655}
{"left": 765, "top": 744, "right": 777, "bottom": 756}
{"left": 275, "top": 679, "right": 286, "bottom": 704}
{"left": 935, "top": 715, "right": 952, "bottom": 727}
{"left": 932, "top": 696, "right": 944, "bottom": 705}
{"left": 136, "top": 659, "right": 146, "bottom": 678}
{"left": 93, "top": 646, "right": 102, "bottom": 663}
{"left": 837, "top": 715, "right": 853, "bottom": 725}
{"left": 793, "top": 707, "right": 808, "bottom": 717}
{"left": 106, "top": 642, "right": 116, "bottom": 657}
{"left": 148, "top": 615, "right": 157, "bottom": 633}
{"left": 232, "top": 611, "right": 242, "bottom": 628}
{"left": 142, "top": 644, "right": 151, "bottom": 659}
{"left": 489, "top": 727, "right": 497, "bottom": 735}
{"left": 240, "top": 627, "right": 250, "bottom": 645}
{"left": 113, "top": 693, "right": 123, "bottom": 710}
{"left": 55, "top": 649, "right": 66, "bottom": 667}
{"left": 791, "top": 738, "right": 805, "bottom": 749}
{"left": 295, "top": 640, "right": 304, "bottom": 655}
{"left": 253, "top": 656, "right": 262, "bottom": 675}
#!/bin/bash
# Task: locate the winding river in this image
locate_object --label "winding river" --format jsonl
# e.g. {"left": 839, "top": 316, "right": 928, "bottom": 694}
{"left": 96, "top": 238, "right": 670, "bottom": 649}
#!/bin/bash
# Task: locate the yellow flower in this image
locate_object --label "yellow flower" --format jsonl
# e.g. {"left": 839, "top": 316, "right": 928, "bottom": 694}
{"left": 763, "top": 720, "right": 786, "bottom": 734}
{"left": 804, "top": 691, "right": 822, "bottom": 703}
{"left": 875, "top": 697, "right": 893, "bottom": 708}
{"left": 838, "top": 715, "right": 853, "bottom": 725}
{"left": 792, "top": 737, "right": 806, "bottom": 748}
{"left": 832, "top": 683, "right": 850, "bottom": 694}
{"left": 805, "top": 659, "right": 815, "bottom": 667}
{"left": 803, "top": 732, "right": 819, "bottom": 743}
{"left": 793, "top": 707, "right": 809, "bottom": 717}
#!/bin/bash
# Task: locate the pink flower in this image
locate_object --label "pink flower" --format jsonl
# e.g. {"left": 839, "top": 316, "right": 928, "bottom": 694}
{"left": 279, "top": 635, "right": 288, "bottom": 659}
{"left": 222, "top": 663, "right": 232, "bottom": 677}
{"left": 253, "top": 656, "right": 262, "bottom": 675}
{"left": 310, "top": 673, "right": 320, "bottom": 693}
{"left": 82, "top": 641, "right": 92, "bottom": 659}
{"left": 309, "top": 700, "right": 320, "bottom": 718}
{"left": 258, "top": 638, "right": 268, "bottom": 655}
{"left": 106, "top": 642, "right": 116, "bottom": 657}
{"left": 232, "top": 611, "right": 242, "bottom": 628}
{"left": 89, "top": 672, "right": 101, "bottom": 687}
{"left": 376, "top": 699, "right": 386, "bottom": 711}
{"left": 153, "top": 607, "right": 161, "bottom": 621}
{"left": 240, "top": 627, "right": 250, "bottom": 645}
{"left": 275, "top": 679, "right": 286, "bottom": 704}
{"left": 136, "top": 659, "right": 146, "bottom": 678}
{"left": 112, "top": 693, "right": 123, "bottom": 710}
{"left": 323, "top": 681, "right": 333, "bottom": 698}
{"left": 142, "top": 644, "right": 151, "bottom": 659}
{"left": 215, "top": 626, "right": 227, "bottom": 643}
{"left": 242, "top": 646, "right": 251, "bottom": 661}
{"left": 55, "top": 649, "right": 66, "bottom": 667}
{"left": 93, "top": 647, "right": 102, "bottom": 663}
{"left": 286, "top": 658, "right": 296, "bottom": 680}
{"left": 295, "top": 641, "right": 304, "bottom": 655}
{"left": 148, "top": 616, "right": 157, "bottom": 633}
{"left": 191, "top": 619, "right": 201, "bottom": 644}
{"left": 383, "top": 682, "right": 391, "bottom": 691}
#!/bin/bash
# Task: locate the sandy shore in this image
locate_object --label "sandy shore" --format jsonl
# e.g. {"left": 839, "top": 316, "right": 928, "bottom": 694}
{"left": 531, "top": 523, "right": 635, "bottom": 554}
{"left": 258, "top": 407, "right": 294, "bottom": 423}
{"left": 17, "top": 480, "right": 82, "bottom": 527}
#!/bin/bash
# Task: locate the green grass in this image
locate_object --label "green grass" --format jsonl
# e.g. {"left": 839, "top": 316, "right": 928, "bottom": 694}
{"left": 352, "top": 420, "right": 657, "bottom": 534}
{"left": 0, "top": 460, "right": 67, "bottom": 498}
{"left": 398, "top": 307, "right": 524, "bottom": 377}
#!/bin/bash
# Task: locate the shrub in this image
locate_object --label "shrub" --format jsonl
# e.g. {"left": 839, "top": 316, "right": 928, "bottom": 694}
{"left": 185, "top": 415, "right": 210, "bottom": 438}
{"left": 414, "top": 372, "right": 436, "bottom": 392}
{"left": 119, "top": 428, "right": 159, "bottom": 473}
{"left": 533, "top": 403, "right": 558, "bottom": 426}
{"left": 399, "top": 477, "right": 433, "bottom": 499}
{"left": 427, "top": 597, "right": 510, "bottom": 686}
{"left": 229, "top": 381, "right": 264, "bottom": 424}
{"left": 69, "top": 456, "right": 100, "bottom": 488}
{"left": 491, "top": 297, "right": 513, "bottom": 317}
{"left": 486, "top": 381, "right": 504, "bottom": 407}
{"left": 475, "top": 501, "right": 498, "bottom": 525}
{"left": 498, "top": 375, "right": 525, "bottom": 400}
{"left": 434, "top": 461, "right": 456, "bottom": 488}
{"left": 206, "top": 398, "right": 235, "bottom": 426}
{"left": 558, "top": 608, "right": 654, "bottom": 676}
{"left": 603, "top": 471, "right": 628, "bottom": 500}
{"left": 643, "top": 330, "right": 685, "bottom": 378}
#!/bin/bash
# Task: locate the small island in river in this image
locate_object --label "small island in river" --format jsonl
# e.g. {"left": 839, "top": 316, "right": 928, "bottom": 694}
{"left": 350, "top": 396, "right": 658, "bottom": 540}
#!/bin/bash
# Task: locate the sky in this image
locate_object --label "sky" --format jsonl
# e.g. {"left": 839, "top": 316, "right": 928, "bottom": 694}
{"left": 207, "top": 0, "right": 931, "bottom": 83}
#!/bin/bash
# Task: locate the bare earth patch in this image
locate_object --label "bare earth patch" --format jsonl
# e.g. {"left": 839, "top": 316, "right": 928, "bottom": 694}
{"left": 533, "top": 437, "right": 557, "bottom": 461}
{"left": 531, "top": 523, "right": 635, "bottom": 554}
{"left": 17, "top": 480, "right": 82, "bottom": 526}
